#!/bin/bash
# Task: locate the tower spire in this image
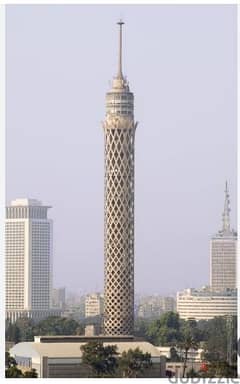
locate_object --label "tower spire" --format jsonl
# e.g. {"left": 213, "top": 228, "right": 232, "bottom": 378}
{"left": 222, "top": 180, "right": 231, "bottom": 233}
{"left": 117, "top": 20, "right": 124, "bottom": 79}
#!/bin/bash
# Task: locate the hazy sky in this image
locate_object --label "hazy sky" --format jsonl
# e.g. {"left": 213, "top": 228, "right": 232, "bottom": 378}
{"left": 6, "top": 5, "right": 237, "bottom": 296}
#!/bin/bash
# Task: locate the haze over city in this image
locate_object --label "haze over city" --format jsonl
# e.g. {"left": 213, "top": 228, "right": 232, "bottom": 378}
{"left": 6, "top": 5, "right": 237, "bottom": 295}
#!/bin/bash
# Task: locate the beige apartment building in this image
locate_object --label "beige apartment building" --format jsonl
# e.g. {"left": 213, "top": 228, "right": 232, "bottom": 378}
{"left": 85, "top": 293, "right": 104, "bottom": 318}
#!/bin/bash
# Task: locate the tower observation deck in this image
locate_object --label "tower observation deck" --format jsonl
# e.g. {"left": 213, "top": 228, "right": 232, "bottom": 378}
{"left": 102, "top": 21, "right": 137, "bottom": 335}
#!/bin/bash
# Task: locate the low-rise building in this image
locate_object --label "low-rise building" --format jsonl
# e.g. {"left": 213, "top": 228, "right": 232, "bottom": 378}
{"left": 9, "top": 335, "right": 166, "bottom": 378}
{"left": 177, "top": 287, "right": 237, "bottom": 320}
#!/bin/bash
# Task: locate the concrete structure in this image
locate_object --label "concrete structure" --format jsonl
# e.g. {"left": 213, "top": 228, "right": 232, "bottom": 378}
{"left": 210, "top": 182, "right": 237, "bottom": 291}
{"left": 52, "top": 287, "right": 66, "bottom": 310}
{"left": 85, "top": 293, "right": 104, "bottom": 318}
{"left": 177, "top": 287, "right": 237, "bottom": 320}
{"left": 103, "top": 21, "right": 137, "bottom": 335}
{"left": 9, "top": 335, "right": 166, "bottom": 378}
{"left": 5, "top": 198, "right": 61, "bottom": 323}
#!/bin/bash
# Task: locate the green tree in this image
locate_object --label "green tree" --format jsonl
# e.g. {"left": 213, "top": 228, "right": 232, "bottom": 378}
{"left": 177, "top": 324, "right": 199, "bottom": 378}
{"left": 202, "top": 316, "right": 229, "bottom": 362}
{"left": 23, "top": 368, "right": 38, "bottom": 378}
{"left": 118, "top": 348, "right": 152, "bottom": 378}
{"left": 34, "top": 316, "right": 81, "bottom": 336}
{"left": 5, "top": 352, "right": 23, "bottom": 378}
{"left": 5, "top": 366, "right": 24, "bottom": 378}
{"left": 147, "top": 312, "right": 181, "bottom": 346}
{"left": 134, "top": 318, "right": 149, "bottom": 339}
{"left": 5, "top": 352, "right": 17, "bottom": 368}
{"left": 169, "top": 347, "right": 181, "bottom": 362}
{"left": 5, "top": 322, "right": 20, "bottom": 343}
{"left": 15, "top": 317, "right": 34, "bottom": 341}
{"left": 80, "top": 341, "right": 118, "bottom": 377}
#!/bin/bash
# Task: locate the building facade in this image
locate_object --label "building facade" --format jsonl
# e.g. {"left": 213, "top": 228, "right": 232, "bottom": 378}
{"left": 210, "top": 182, "right": 237, "bottom": 291}
{"left": 137, "top": 296, "right": 176, "bottom": 319}
{"left": 52, "top": 288, "right": 66, "bottom": 310}
{"left": 9, "top": 335, "right": 166, "bottom": 378}
{"left": 5, "top": 198, "right": 60, "bottom": 323}
{"left": 85, "top": 293, "right": 104, "bottom": 318}
{"left": 103, "top": 22, "right": 137, "bottom": 335}
{"left": 177, "top": 287, "right": 237, "bottom": 320}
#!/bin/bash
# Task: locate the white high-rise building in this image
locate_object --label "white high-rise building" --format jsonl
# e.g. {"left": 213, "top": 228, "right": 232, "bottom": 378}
{"left": 210, "top": 182, "right": 237, "bottom": 291}
{"left": 177, "top": 182, "right": 237, "bottom": 321}
{"left": 5, "top": 198, "right": 61, "bottom": 323}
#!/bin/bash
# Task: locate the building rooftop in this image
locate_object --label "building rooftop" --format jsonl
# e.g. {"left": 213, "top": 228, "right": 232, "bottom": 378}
{"left": 10, "top": 198, "right": 43, "bottom": 207}
{"left": 10, "top": 337, "right": 161, "bottom": 359}
{"left": 178, "top": 287, "right": 237, "bottom": 297}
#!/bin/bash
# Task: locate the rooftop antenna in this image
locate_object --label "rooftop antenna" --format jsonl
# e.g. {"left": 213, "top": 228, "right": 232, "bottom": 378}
{"left": 222, "top": 180, "right": 231, "bottom": 233}
{"left": 117, "top": 20, "right": 124, "bottom": 79}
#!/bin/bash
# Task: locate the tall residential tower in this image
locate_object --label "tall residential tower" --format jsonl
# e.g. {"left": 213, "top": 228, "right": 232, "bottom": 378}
{"left": 103, "top": 22, "right": 137, "bottom": 335}
{"left": 210, "top": 182, "right": 237, "bottom": 291}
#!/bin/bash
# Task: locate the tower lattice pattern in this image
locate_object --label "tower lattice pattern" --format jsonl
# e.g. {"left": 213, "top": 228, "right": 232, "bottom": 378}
{"left": 103, "top": 21, "right": 137, "bottom": 336}
{"left": 103, "top": 117, "right": 136, "bottom": 335}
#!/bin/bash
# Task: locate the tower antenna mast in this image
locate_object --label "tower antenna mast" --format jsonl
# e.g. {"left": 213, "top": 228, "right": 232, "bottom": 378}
{"left": 117, "top": 20, "right": 124, "bottom": 79}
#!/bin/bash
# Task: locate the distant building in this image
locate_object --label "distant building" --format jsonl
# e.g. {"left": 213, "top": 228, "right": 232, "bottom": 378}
{"left": 85, "top": 293, "right": 104, "bottom": 318}
{"left": 210, "top": 182, "right": 237, "bottom": 291}
{"left": 177, "top": 182, "right": 237, "bottom": 321}
{"left": 52, "top": 288, "right": 66, "bottom": 310}
{"left": 65, "top": 292, "right": 85, "bottom": 308}
{"left": 9, "top": 335, "right": 166, "bottom": 378}
{"left": 5, "top": 198, "right": 61, "bottom": 323}
{"left": 137, "top": 296, "right": 176, "bottom": 319}
{"left": 177, "top": 287, "right": 237, "bottom": 320}
{"left": 161, "top": 297, "right": 176, "bottom": 313}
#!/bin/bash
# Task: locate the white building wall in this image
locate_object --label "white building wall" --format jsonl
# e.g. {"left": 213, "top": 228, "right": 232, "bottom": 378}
{"left": 210, "top": 237, "right": 237, "bottom": 291}
{"left": 5, "top": 220, "right": 25, "bottom": 310}
{"left": 5, "top": 199, "right": 53, "bottom": 322}
{"left": 177, "top": 289, "right": 237, "bottom": 320}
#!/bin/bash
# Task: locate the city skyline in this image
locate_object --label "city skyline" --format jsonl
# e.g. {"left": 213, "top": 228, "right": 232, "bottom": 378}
{"left": 6, "top": 5, "right": 237, "bottom": 295}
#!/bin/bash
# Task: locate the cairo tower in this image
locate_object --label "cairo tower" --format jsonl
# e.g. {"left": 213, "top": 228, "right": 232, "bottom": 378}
{"left": 103, "top": 21, "right": 137, "bottom": 335}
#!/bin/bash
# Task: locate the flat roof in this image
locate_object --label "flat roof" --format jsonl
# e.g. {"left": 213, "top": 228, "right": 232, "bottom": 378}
{"left": 10, "top": 340, "right": 161, "bottom": 359}
{"left": 34, "top": 335, "right": 135, "bottom": 343}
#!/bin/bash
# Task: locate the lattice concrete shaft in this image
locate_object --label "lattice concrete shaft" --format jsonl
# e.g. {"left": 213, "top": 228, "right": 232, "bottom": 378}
{"left": 102, "top": 22, "right": 137, "bottom": 335}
